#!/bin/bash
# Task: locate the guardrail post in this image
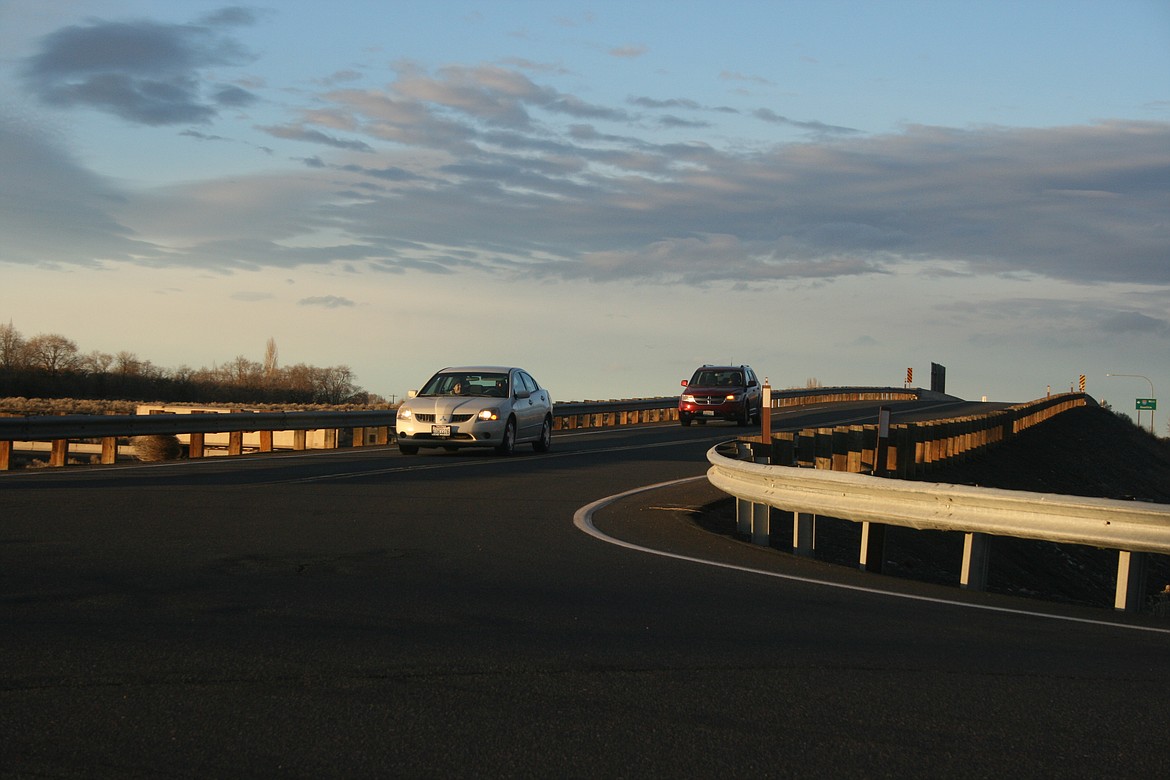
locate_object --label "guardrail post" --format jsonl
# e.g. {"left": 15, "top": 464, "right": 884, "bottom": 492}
{"left": 100, "top": 436, "right": 118, "bottom": 464}
{"left": 751, "top": 449, "right": 772, "bottom": 546}
{"left": 0, "top": 440, "right": 10, "bottom": 471}
{"left": 190, "top": 432, "right": 205, "bottom": 459}
{"left": 793, "top": 513, "right": 815, "bottom": 557}
{"left": 1114, "top": 551, "right": 1148, "bottom": 612}
{"left": 858, "top": 522, "right": 886, "bottom": 573}
{"left": 734, "top": 441, "right": 753, "bottom": 535}
{"left": 260, "top": 430, "right": 274, "bottom": 452}
{"left": 50, "top": 439, "right": 68, "bottom": 467}
{"left": 960, "top": 532, "right": 990, "bottom": 591}
{"left": 228, "top": 431, "right": 243, "bottom": 456}
{"left": 815, "top": 428, "right": 833, "bottom": 470}
{"left": 772, "top": 432, "right": 795, "bottom": 466}
{"left": 796, "top": 429, "right": 816, "bottom": 468}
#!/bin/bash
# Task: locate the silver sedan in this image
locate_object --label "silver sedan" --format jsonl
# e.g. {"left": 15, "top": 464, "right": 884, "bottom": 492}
{"left": 395, "top": 366, "right": 553, "bottom": 455}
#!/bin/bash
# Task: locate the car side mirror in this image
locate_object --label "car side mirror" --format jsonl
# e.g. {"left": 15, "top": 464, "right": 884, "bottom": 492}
{"left": 515, "top": 389, "right": 531, "bottom": 400}
{"left": 408, "top": 390, "right": 418, "bottom": 399}
{"left": 680, "top": 380, "right": 688, "bottom": 387}
{"left": 747, "top": 379, "right": 757, "bottom": 387}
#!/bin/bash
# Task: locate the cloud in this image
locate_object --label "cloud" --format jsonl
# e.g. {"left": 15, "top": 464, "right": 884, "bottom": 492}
{"left": 298, "top": 295, "right": 356, "bottom": 308}
{"left": 9, "top": 31, "right": 1169, "bottom": 301}
{"left": 609, "top": 45, "right": 648, "bottom": 58}
{"left": 753, "top": 108, "right": 857, "bottom": 135}
{"left": 113, "top": 118, "right": 1170, "bottom": 292}
{"left": 260, "top": 124, "right": 376, "bottom": 152}
{"left": 719, "top": 71, "right": 773, "bottom": 86}
{"left": 1101, "top": 310, "right": 1170, "bottom": 335}
{"left": 0, "top": 117, "right": 157, "bottom": 266}
{"left": 19, "top": 13, "right": 257, "bottom": 125}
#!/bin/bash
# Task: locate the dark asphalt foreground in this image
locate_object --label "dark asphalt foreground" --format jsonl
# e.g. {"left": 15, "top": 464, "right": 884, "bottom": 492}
{"left": 3, "top": 475, "right": 1169, "bottom": 779}
{"left": 587, "top": 478, "right": 1170, "bottom": 779}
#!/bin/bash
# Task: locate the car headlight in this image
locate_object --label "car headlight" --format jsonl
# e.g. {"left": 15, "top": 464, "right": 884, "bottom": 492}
{"left": 725, "top": 393, "right": 742, "bottom": 402}
{"left": 680, "top": 394, "right": 695, "bottom": 403}
{"left": 478, "top": 409, "right": 499, "bottom": 421}
{"left": 397, "top": 408, "right": 412, "bottom": 420}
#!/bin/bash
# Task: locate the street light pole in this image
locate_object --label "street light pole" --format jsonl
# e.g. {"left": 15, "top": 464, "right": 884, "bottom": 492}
{"left": 1106, "top": 373, "right": 1156, "bottom": 434}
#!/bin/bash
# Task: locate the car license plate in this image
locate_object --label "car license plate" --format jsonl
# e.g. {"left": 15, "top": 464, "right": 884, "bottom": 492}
{"left": 702, "top": 410, "right": 715, "bottom": 416}
{"left": 432, "top": 424, "right": 452, "bottom": 437}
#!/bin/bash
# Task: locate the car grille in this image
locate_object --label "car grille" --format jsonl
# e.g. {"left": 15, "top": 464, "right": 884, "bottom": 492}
{"left": 414, "top": 413, "right": 474, "bottom": 423}
{"left": 693, "top": 396, "right": 729, "bottom": 405}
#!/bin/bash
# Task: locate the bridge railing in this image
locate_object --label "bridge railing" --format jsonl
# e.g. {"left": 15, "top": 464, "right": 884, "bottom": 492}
{"left": 0, "top": 387, "right": 934, "bottom": 470}
{"left": 708, "top": 393, "right": 1170, "bottom": 613}
{"left": 744, "top": 392, "right": 1088, "bottom": 478}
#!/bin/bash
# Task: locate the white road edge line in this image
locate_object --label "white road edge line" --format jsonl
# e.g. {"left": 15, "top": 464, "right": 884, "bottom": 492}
{"left": 573, "top": 476, "right": 1170, "bottom": 636}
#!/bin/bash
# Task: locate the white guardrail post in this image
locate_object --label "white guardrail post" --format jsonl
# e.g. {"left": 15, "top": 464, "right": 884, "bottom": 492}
{"left": 707, "top": 445, "right": 1170, "bottom": 613}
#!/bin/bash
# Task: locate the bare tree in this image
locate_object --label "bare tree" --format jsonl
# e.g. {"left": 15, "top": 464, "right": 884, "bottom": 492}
{"left": 26, "top": 333, "right": 81, "bottom": 375}
{"left": 0, "top": 320, "right": 25, "bottom": 368}
{"left": 314, "top": 365, "right": 356, "bottom": 404}
{"left": 263, "top": 337, "right": 279, "bottom": 383}
{"left": 115, "top": 351, "right": 143, "bottom": 375}
{"left": 229, "top": 355, "right": 264, "bottom": 387}
{"left": 82, "top": 350, "right": 114, "bottom": 374}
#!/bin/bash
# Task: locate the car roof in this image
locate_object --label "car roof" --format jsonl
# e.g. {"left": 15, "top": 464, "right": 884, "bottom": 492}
{"left": 436, "top": 366, "right": 518, "bottom": 373}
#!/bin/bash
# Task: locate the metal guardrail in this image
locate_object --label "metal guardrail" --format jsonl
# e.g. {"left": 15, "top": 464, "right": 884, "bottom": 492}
{"left": 0, "top": 410, "right": 397, "bottom": 440}
{"left": 0, "top": 387, "right": 949, "bottom": 471}
{"left": 706, "top": 444, "right": 1170, "bottom": 613}
{"left": 0, "top": 399, "right": 685, "bottom": 469}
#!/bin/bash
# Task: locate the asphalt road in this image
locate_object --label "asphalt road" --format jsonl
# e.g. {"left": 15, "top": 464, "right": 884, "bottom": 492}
{"left": 3, "top": 401, "right": 1169, "bottom": 778}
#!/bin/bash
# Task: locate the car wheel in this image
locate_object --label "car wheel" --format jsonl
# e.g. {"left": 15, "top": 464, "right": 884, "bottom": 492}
{"left": 398, "top": 443, "right": 419, "bottom": 455}
{"left": 532, "top": 416, "right": 552, "bottom": 452}
{"left": 496, "top": 417, "right": 516, "bottom": 455}
{"left": 680, "top": 413, "right": 692, "bottom": 427}
{"left": 737, "top": 401, "right": 752, "bottom": 426}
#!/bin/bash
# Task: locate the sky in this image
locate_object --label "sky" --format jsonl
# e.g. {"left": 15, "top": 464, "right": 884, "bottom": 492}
{"left": 1, "top": 1, "right": 1167, "bottom": 423}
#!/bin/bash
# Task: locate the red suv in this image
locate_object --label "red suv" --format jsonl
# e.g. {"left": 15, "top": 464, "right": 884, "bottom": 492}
{"left": 678, "top": 365, "right": 762, "bottom": 426}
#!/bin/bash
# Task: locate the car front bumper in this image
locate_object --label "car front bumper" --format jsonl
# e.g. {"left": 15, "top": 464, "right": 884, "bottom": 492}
{"left": 395, "top": 417, "right": 506, "bottom": 448}
{"left": 680, "top": 403, "right": 740, "bottom": 418}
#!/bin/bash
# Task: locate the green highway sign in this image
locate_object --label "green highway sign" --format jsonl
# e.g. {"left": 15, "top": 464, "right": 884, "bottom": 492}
{"left": 1136, "top": 398, "right": 1157, "bottom": 411}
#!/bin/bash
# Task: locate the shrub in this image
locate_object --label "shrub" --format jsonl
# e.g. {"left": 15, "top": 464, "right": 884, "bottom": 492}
{"left": 131, "top": 435, "right": 183, "bottom": 461}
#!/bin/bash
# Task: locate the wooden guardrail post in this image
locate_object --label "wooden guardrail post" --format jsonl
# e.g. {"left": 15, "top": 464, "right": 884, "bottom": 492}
{"left": 50, "top": 439, "right": 68, "bottom": 467}
{"left": 0, "top": 440, "right": 10, "bottom": 471}
{"left": 960, "top": 532, "right": 990, "bottom": 591}
{"left": 831, "top": 427, "right": 849, "bottom": 471}
{"left": 771, "top": 432, "right": 796, "bottom": 467}
{"left": 859, "top": 522, "right": 886, "bottom": 573}
{"left": 815, "top": 428, "right": 833, "bottom": 470}
{"left": 101, "top": 437, "right": 118, "bottom": 464}
{"left": 1115, "top": 551, "right": 1149, "bottom": 612}
{"left": 796, "top": 429, "right": 816, "bottom": 468}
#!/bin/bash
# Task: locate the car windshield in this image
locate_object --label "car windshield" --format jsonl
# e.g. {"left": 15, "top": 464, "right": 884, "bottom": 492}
{"left": 692, "top": 370, "right": 743, "bottom": 387}
{"left": 419, "top": 372, "right": 510, "bottom": 397}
